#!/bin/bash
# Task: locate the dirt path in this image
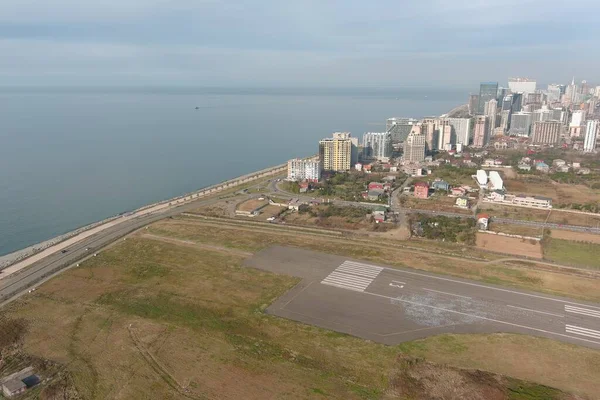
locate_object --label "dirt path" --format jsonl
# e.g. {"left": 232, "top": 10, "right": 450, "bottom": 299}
{"left": 139, "top": 233, "right": 253, "bottom": 258}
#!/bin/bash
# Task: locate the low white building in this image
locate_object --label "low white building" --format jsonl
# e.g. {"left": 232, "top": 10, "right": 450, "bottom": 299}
{"left": 476, "top": 170, "right": 488, "bottom": 186}
{"left": 287, "top": 159, "right": 321, "bottom": 182}
{"left": 488, "top": 171, "right": 504, "bottom": 190}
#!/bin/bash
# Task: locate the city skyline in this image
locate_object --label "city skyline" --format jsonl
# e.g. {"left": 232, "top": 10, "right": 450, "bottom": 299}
{"left": 1, "top": 0, "right": 599, "bottom": 86}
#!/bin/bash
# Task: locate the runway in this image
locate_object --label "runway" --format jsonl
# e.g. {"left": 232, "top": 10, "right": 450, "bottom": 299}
{"left": 244, "top": 246, "right": 600, "bottom": 348}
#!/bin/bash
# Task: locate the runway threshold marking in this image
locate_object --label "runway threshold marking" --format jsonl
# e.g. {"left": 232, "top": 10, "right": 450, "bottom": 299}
{"left": 320, "top": 280, "right": 600, "bottom": 346}
{"left": 566, "top": 325, "right": 600, "bottom": 340}
{"left": 565, "top": 305, "right": 600, "bottom": 319}
{"left": 321, "top": 261, "right": 383, "bottom": 292}
{"left": 331, "top": 260, "right": 600, "bottom": 311}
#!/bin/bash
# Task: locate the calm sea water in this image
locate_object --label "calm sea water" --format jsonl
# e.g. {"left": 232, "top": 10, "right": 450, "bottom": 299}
{"left": 0, "top": 87, "right": 464, "bottom": 256}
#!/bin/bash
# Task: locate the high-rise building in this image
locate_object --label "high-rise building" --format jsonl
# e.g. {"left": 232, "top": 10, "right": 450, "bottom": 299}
{"left": 319, "top": 134, "right": 353, "bottom": 172}
{"left": 404, "top": 127, "right": 426, "bottom": 162}
{"left": 500, "top": 110, "right": 511, "bottom": 133}
{"left": 386, "top": 117, "right": 418, "bottom": 142}
{"left": 584, "top": 120, "right": 599, "bottom": 152}
{"left": 447, "top": 118, "right": 471, "bottom": 146}
{"left": 547, "top": 84, "right": 562, "bottom": 103}
{"left": 531, "top": 121, "right": 562, "bottom": 145}
{"left": 472, "top": 116, "right": 490, "bottom": 148}
{"left": 362, "top": 132, "right": 392, "bottom": 162}
{"left": 565, "top": 77, "right": 578, "bottom": 105}
{"left": 509, "top": 112, "right": 533, "bottom": 136}
{"left": 287, "top": 159, "right": 321, "bottom": 182}
{"left": 421, "top": 117, "right": 437, "bottom": 152}
{"left": 484, "top": 99, "right": 498, "bottom": 131}
{"left": 477, "top": 82, "right": 499, "bottom": 114}
{"left": 468, "top": 94, "right": 479, "bottom": 115}
{"left": 508, "top": 78, "right": 536, "bottom": 98}
{"left": 437, "top": 118, "right": 452, "bottom": 150}
{"left": 533, "top": 105, "right": 553, "bottom": 122}
{"left": 570, "top": 110, "right": 585, "bottom": 127}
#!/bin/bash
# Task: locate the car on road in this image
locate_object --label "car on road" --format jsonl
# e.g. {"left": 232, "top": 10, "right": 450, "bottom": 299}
{"left": 61, "top": 249, "right": 68, "bottom": 254}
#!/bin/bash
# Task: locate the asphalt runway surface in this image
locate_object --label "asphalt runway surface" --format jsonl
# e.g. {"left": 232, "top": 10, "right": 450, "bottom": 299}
{"left": 245, "top": 246, "right": 600, "bottom": 348}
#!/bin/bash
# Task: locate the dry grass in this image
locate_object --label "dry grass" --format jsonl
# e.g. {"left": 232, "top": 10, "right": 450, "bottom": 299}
{"left": 236, "top": 198, "right": 268, "bottom": 212}
{"left": 505, "top": 178, "right": 600, "bottom": 206}
{"left": 403, "top": 195, "right": 474, "bottom": 215}
{"left": 151, "top": 218, "right": 600, "bottom": 302}
{"left": 488, "top": 223, "right": 543, "bottom": 238}
{"left": 3, "top": 226, "right": 598, "bottom": 399}
{"left": 480, "top": 204, "right": 550, "bottom": 222}
{"left": 476, "top": 233, "right": 543, "bottom": 258}
{"left": 551, "top": 230, "right": 600, "bottom": 244}
{"left": 546, "top": 210, "right": 600, "bottom": 228}
{"left": 398, "top": 334, "right": 600, "bottom": 399}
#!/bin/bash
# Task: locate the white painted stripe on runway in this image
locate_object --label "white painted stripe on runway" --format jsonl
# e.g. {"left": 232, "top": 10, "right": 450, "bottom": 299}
{"left": 320, "top": 281, "right": 365, "bottom": 292}
{"left": 566, "top": 325, "right": 600, "bottom": 340}
{"left": 335, "top": 266, "right": 381, "bottom": 278}
{"left": 327, "top": 272, "right": 373, "bottom": 284}
{"left": 507, "top": 305, "right": 564, "bottom": 318}
{"left": 565, "top": 306, "right": 600, "bottom": 318}
{"left": 342, "top": 260, "right": 383, "bottom": 268}
{"left": 323, "top": 276, "right": 371, "bottom": 289}
{"left": 566, "top": 325, "right": 600, "bottom": 335}
{"left": 322, "top": 278, "right": 368, "bottom": 290}
{"left": 341, "top": 262, "right": 383, "bottom": 272}
{"left": 322, "top": 274, "right": 372, "bottom": 287}
{"left": 338, "top": 262, "right": 383, "bottom": 273}
{"left": 423, "top": 288, "right": 472, "bottom": 299}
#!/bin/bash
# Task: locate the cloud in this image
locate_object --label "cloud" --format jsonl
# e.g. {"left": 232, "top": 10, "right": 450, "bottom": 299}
{"left": 0, "top": 1, "right": 598, "bottom": 86}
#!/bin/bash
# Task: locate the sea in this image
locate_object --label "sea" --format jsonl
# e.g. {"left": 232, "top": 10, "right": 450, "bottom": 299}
{"left": 0, "top": 87, "right": 465, "bottom": 256}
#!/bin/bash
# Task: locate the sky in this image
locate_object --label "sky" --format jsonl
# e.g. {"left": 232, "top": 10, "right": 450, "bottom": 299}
{"left": 1, "top": 0, "right": 598, "bottom": 88}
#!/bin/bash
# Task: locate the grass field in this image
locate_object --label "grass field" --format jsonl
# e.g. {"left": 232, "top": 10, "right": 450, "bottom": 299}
{"left": 403, "top": 195, "right": 474, "bottom": 215}
{"left": 3, "top": 225, "right": 600, "bottom": 399}
{"left": 488, "top": 223, "right": 543, "bottom": 238}
{"left": 543, "top": 238, "right": 600, "bottom": 270}
{"left": 476, "top": 233, "right": 543, "bottom": 259}
{"left": 480, "top": 204, "right": 550, "bottom": 222}
{"left": 546, "top": 210, "right": 600, "bottom": 228}
{"left": 505, "top": 177, "right": 600, "bottom": 206}
{"left": 551, "top": 230, "right": 600, "bottom": 244}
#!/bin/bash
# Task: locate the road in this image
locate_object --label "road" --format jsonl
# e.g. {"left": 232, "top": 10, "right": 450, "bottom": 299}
{"left": 0, "top": 194, "right": 245, "bottom": 305}
{"left": 247, "top": 246, "right": 600, "bottom": 348}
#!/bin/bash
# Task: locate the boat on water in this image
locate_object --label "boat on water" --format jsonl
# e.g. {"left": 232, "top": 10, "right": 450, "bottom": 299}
{"left": 195, "top": 106, "right": 200, "bottom": 110}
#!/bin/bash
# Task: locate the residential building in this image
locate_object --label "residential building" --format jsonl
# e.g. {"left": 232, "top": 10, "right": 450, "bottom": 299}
{"left": 404, "top": 128, "right": 426, "bottom": 162}
{"left": 414, "top": 182, "right": 429, "bottom": 199}
{"left": 432, "top": 180, "right": 450, "bottom": 191}
{"left": 478, "top": 82, "right": 499, "bottom": 114}
{"left": 362, "top": 132, "right": 392, "bottom": 162}
{"left": 508, "top": 77, "right": 536, "bottom": 98}
{"left": 531, "top": 121, "right": 562, "bottom": 145}
{"left": 570, "top": 110, "right": 585, "bottom": 127}
{"left": 512, "top": 195, "right": 552, "bottom": 209}
{"left": 509, "top": 112, "right": 533, "bottom": 136}
{"left": 455, "top": 197, "right": 469, "bottom": 209}
{"left": 546, "top": 84, "right": 562, "bottom": 103}
{"left": 477, "top": 214, "right": 490, "bottom": 230}
{"left": 386, "top": 118, "right": 418, "bottom": 142}
{"left": 535, "top": 162, "right": 550, "bottom": 173}
{"left": 476, "top": 170, "right": 488, "bottom": 186}
{"left": 499, "top": 109, "right": 511, "bottom": 133}
{"left": 287, "top": 158, "right": 321, "bottom": 182}
{"left": 584, "top": 119, "right": 599, "bottom": 152}
{"left": 319, "top": 135, "right": 353, "bottom": 172}
{"left": 472, "top": 115, "right": 490, "bottom": 148}
{"left": 448, "top": 117, "right": 471, "bottom": 145}
{"left": 469, "top": 94, "right": 479, "bottom": 115}
{"left": 484, "top": 99, "right": 498, "bottom": 130}
{"left": 422, "top": 117, "right": 437, "bottom": 152}
{"left": 437, "top": 119, "right": 452, "bottom": 150}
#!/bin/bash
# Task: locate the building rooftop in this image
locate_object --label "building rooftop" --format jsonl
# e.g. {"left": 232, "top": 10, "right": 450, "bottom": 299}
{"left": 2, "top": 379, "right": 26, "bottom": 393}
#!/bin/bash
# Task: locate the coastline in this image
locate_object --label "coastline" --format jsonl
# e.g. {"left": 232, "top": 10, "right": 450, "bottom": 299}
{"left": 0, "top": 162, "right": 287, "bottom": 273}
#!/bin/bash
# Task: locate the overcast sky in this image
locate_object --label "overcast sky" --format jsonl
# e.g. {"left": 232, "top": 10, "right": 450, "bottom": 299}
{"left": 1, "top": 0, "right": 598, "bottom": 88}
